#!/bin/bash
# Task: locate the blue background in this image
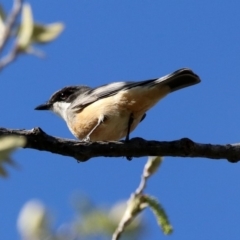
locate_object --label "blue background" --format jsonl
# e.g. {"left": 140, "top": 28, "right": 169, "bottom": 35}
{"left": 1, "top": 0, "right": 240, "bottom": 239}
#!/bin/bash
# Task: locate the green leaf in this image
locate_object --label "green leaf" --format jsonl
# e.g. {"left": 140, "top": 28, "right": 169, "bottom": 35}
{"left": 0, "top": 166, "right": 7, "bottom": 177}
{"left": 142, "top": 195, "right": 173, "bottom": 235}
{"left": 32, "top": 23, "right": 64, "bottom": 44}
{"left": 17, "top": 3, "right": 34, "bottom": 50}
{"left": 0, "top": 136, "right": 26, "bottom": 152}
{"left": 0, "top": 4, "right": 6, "bottom": 20}
{"left": 144, "top": 156, "right": 163, "bottom": 177}
{"left": 0, "top": 19, "right": 5, "bottom": 40}
{"left": 17, "top": 200, "right": 51, "bottom": 239}
{"left": 76, "top": 210, "right": 114, "bottom": 236}
{"left": 0, "top": 136, "right": 26, "bottom": 178}
{"left": 0, "top": 5, "right": 5, "bottom": 37}
{"left": 74, "top": 199, "right": 143, "bottom": 238}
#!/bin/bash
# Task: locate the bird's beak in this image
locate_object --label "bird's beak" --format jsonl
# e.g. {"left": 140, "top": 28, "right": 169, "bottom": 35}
{"left": 34, "top": 102, "right": 51, "bottom": 110}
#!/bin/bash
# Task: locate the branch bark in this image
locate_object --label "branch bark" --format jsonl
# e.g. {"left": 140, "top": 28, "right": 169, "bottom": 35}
{"left": 0, "top": 127, "right": 239, "bottom": 163}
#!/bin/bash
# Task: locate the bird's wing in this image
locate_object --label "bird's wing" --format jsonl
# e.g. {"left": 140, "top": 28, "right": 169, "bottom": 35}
{"left": 71, "top": 68, "right": 200, "bottom": 111}
{"left": 71, "top": 79, "right": 156, "bottom": 111}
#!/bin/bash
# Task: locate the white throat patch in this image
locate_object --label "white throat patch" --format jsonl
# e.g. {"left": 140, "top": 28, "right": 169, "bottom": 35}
{"left": 52, "top": 102, "right": 71, "bottom": 122}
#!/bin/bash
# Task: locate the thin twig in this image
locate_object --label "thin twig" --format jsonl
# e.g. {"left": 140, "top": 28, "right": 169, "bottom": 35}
{"left": 112, "top": 157, "right": 156, "bottom": 240}
{"left": 112, "top": 213, "right": 135, "bottom": 240}
{"left": 112, "top": 193, "right": 144, "bottom": 240}
{"left": 0, "top": 0, "right": 23, "bottom": 54}
{"left": 0, "top": 43, "right": 19, "bottom": 70}
{"left": 135, "top": 168, "right": 148, "bottom": 195}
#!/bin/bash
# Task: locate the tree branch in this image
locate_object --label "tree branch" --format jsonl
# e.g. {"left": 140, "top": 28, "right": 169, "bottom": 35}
{"left": 0, "top": 127, "right": 239, "bottom": 162}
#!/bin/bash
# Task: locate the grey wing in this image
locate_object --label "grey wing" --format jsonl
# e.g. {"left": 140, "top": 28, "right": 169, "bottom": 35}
{"left": 71, "top": 68, "right": 200, "bottom": 111}
{"left": 70, "top": 80, "right": 154, "bottom": 111}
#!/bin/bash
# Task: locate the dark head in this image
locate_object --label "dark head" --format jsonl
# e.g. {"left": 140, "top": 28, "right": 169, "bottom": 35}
{"left": 35, "top": 86, "right": 91, "bottom": 120}
{"left": 35, "top": 86, "right": 91, "bottom": 110}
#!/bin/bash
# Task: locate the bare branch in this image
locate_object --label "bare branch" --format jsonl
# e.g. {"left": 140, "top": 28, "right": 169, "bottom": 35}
{"left": 0, "top": 44, "right": 19, "bottom": 70}
{"left": 0, "top": 0, "right": 23, "bottom": 54}
{"left": 112, "top": 209, "right": 136, "bottom": 240}
{"left": 0, "top": 127, "right": 239, "bottom": 162}
{"left": 112, "top": 157, "right": 168, "bottom": 240}
{"left": 112, "top": 167, "right": 148, "bottom": 240}
{"left": 135, "top": 156, "right": 161, "bottom": 195}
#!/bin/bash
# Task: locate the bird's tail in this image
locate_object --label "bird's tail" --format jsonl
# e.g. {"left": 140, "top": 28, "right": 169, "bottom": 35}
{"left": 154, "top": 68, "right": 201, "bottom": 92}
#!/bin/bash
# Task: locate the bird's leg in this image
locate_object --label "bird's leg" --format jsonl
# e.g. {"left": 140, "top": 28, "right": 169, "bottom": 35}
{"left": 125, "top": 113, "right": 134, "bottom": 161}
{"left": 125, "top": 113, "right": 146, "bottom": 142}
{"left": 125, "top": 113, "right": 134, "bottom": 142}
{"left": 82, "top": 115, "right": 106, "bottom": 142}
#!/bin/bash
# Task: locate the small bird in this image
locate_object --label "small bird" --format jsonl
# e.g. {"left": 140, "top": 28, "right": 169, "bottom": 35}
{"left": 35, "top": 68, "right": 200, "bottom": 141}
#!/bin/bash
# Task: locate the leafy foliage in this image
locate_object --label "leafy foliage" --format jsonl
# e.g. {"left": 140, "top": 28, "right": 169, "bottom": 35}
{"left": 0, "top": 136, "right": 25, "bottom": 177}
{"left": 17, "top": 3, "right": 64, "bottom": 52}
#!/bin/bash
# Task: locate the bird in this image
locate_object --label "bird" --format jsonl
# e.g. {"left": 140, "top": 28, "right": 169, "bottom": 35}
{"left": 35, "top": 68, "right": 200, "bottom": 142}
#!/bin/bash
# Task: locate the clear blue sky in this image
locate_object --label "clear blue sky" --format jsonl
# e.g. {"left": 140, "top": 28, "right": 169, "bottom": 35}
{"left": 1, "top": 0, "right": 240, "bottom": 239}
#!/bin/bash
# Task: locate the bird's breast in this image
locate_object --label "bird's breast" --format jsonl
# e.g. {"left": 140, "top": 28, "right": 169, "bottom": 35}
{"left": 68, "top": 85, "right": 170, "bottom": 141}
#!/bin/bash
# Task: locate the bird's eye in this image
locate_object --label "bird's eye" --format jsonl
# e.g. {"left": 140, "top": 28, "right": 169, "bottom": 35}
{"left": 57, "top": 88, "right": 75, "bottom": 102}
{"left": 59, "top": 92, "right": 68, "bottom": 100}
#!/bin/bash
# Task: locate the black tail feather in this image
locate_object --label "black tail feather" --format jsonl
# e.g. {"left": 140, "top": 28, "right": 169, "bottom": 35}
{"left": 160, "top": 68, "right": 201, "bottom": 92}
